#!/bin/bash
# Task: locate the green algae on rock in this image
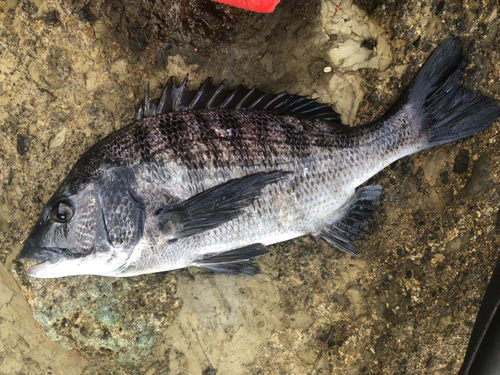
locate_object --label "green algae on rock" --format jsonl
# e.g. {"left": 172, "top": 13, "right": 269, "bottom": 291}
{"left": 11, "top": 264, "right": 180, "bottom": 364}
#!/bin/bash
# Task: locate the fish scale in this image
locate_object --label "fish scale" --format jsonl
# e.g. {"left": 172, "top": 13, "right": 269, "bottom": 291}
{"left": 21, "top": 38, "right": 500, "bottom": 279}
{"left": 111, "top": 110, "right": 426, "bottom": 276}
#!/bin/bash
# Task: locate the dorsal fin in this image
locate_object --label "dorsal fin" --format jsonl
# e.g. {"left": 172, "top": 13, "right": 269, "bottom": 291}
{"left": 135, "top": 75, "right": 343, "bottom": 126}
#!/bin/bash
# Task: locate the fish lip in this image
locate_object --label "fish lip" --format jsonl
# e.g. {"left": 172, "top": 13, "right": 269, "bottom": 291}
{"left": 25, "top": 258, "right": 63, "bottom": 278}
{"left": 19, "top": 246, "right": 64, "bottom": 262}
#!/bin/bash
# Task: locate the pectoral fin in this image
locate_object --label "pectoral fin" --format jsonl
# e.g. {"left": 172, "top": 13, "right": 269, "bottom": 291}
{"left": 156, "top": 171, "right": 289, "bottom": 240}
{"left": 192, "top": 243, "right": 269, "bottom": 275}
{"left": 318, "top": 185, "right": 382, "bottom": 256}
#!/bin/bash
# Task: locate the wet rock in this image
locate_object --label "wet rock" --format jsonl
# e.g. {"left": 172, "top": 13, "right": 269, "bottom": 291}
{"left": 435, "top": 1, "right": 447, "bottom": 14}
{"left": 424, "top": 19, "right": 442, "bottom": 36}
{"left": 437, "top": 306, "right": 453, "bottom": 329}
{"left": 75, "top": 7, "right": 92, "bottom": 23}
{"left": 355, "top": 0, "right": 385, "bottom": 13}
{"left": 361, "top": 39, "right": 377, "bottom": 50}
{"left": 346, "top": 287, "right": 367, "bottom": 318}
{"left": 202, "top": 367, "right": 218, "bottom": 375}
{"left": 446, "top": 237, "right": 462, "bottom": 254}
{"left": 340, "top": 263, "right": 362, "bottom": 284}
{"left": 290, "top": 314, "right": 314, "bottom": 328}
{"left": 326, "top": 73, "right": 364, "bottom": 125}
{"left": 481, "top": 10, "right": 498, "bottom": 48}
{"left": 421, "top": 188, "right": 446, "bottom": 212}
{"left": 465, "top": 156, "right": 492, "bottom": 197}
{"left": 346, "top": 366, "right": 362, "bottom": 375}
{"left": 367, "top": 91, "right": 379, "bottom": 105}
{"left": 110, "top": 59, "right": 129, "bottom": 80}
{"left": 11, "top": 266, "right": 180, "bottom": 364}
{"left": 455, "top": 18, "right": 466, "bottom": 32}
{"left": 0, "top": 264, "right": 87, "bottom": 374}
{"left": 453, "top": 149, "right": 469, "bottom": 174}
{"left": 321, "top": 0, "right": 392, "bottom": 72}
{"left": 426, "top": 356, "right": 441, "bottom": 369}
{"left": 49, "top": 128, "right": 67, "bottom": 149}
{"left": 160, "top": 272, "right": 283, "bottom": 373}
{"left": 315, "top": 355, "right": 330, "bottom": 373}
{"left": 422, "top": 149, "right": 448, "bottom": 186}
{"left": 374, "top": 335, "right": 391, "bottom": 358}
{"left": 297, "top": 344, "right": 319, "bottom": 365}
{"left": 44, "top": 10, "right": 59, "bottom": 25}
{"left": 333, "top": 292, "right": 349, "bottom": 308}
{"left": 16, "top": 134, "right": 34, "bottom": 156}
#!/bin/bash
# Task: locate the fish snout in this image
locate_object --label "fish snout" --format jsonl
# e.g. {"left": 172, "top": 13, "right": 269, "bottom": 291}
{"left": 19, "top": 242, "right": 62, "bottom": 262}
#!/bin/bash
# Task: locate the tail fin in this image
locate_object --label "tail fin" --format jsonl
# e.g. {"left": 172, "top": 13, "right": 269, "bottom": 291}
{"left": 388, "top": 38, "right": 500, "bottom": 149}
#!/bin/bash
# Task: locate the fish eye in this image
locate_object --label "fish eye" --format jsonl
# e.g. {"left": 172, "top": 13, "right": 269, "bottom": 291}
{"left": 51, "top": 200, "right": 75, "bottom": 223}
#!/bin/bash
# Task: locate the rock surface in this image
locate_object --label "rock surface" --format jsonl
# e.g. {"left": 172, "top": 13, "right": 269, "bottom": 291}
{"left": 0, "top": 263, "right": 88, "bottom": 374}
{"left": 1, "top": 0, "right": 499, "bottom": 373}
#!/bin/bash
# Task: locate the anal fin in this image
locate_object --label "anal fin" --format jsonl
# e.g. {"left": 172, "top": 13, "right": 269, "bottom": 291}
{"left": 193, "top": 243, "right": 269, "bottom": 276}
{"left": 319, "top": 185, "right": 382, "bottom": 256}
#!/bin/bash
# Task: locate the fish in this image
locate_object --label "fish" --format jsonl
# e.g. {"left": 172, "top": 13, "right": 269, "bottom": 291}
{"left": 19, "top": 37, "right": 500, "bottom": 278}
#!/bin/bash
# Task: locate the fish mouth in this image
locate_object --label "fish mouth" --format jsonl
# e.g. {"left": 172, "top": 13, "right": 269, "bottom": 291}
{"left": 19, "top": 246, "right": 64, "bottom": 263}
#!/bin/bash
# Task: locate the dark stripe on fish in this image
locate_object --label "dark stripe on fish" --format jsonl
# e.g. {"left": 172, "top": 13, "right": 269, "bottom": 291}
{"left": 67, "top": 110, "right": 351, "bottom": 190}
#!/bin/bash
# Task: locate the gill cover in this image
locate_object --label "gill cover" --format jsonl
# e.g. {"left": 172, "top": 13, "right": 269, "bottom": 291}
{"left": 20, "top": 170, "right": 145, "bottom": 277}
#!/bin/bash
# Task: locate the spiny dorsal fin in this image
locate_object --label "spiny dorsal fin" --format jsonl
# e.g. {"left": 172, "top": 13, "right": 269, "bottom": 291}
{"left": 135, "top": 75, "right": 343, "bottom": 126}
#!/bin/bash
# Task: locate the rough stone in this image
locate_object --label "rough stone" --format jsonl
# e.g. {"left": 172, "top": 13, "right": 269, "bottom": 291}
{"left": 465, "top": 156, "right": 492, "bottom": 197}
{"left": 0, "top": 264, "right": 87, "bottom": 374}
{"left": 16, "top": 134, "right": 34, "bottom": 156}
{"left": 49, "top": 128, "right": 67, "bottom": 149}
{"left": 453, "top": 149, "right": 470, "bottom": 174}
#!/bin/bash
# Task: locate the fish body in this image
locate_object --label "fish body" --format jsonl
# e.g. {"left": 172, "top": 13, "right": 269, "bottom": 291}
{"left": 20, "top": 38, "right": 500, "bottom": 278}
{"left": 95, "top": 110, "right": 401, "bottom": 277}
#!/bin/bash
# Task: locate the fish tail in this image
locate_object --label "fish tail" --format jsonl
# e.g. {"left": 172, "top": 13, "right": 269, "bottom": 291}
{"left": 387, "top": 38, "right": 500, "bottom": 150}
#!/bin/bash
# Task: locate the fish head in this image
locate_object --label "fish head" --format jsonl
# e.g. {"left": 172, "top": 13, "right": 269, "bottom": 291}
{"left": 20, "top": 181, "right": 125, "bottom": 278}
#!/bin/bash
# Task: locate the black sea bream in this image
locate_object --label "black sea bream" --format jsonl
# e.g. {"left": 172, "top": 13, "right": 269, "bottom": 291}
{"left": 20, "top": 38, "right": 500, "bottom": 278}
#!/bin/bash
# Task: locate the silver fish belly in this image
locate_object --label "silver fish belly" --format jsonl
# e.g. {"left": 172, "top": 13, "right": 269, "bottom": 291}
{"left": 20, "top": 38, "right": 500, "bottom": 278}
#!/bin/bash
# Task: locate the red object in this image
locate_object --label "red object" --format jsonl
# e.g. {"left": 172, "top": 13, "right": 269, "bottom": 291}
{"left": 213, "top": 0, "right": 280, "bottom": 13}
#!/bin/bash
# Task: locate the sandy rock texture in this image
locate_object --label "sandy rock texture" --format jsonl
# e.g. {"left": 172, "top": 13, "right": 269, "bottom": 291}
{"left": 0, "top": 0, "right": 499, "bottom": 373}
{"left": 0, "top": 263, "right": 87, "bottom": 374}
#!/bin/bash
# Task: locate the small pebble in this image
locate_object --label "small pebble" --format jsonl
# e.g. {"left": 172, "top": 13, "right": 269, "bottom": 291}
{"left": 431, "top": 254, "right": 445, "bottom": 264}
{"left": 323, "top": 66, "right": 332, "bottom": 73}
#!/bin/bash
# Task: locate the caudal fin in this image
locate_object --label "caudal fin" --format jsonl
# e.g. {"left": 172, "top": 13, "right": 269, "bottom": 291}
{"left": 389, "top": 38, "right": 500, "bottom": 149}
